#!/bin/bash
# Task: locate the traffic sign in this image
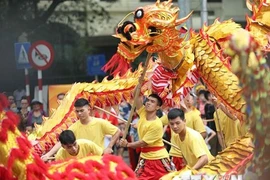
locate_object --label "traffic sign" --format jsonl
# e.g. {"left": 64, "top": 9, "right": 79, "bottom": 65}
{"left": 87, "top": 54, "right": 106, "bottom": 76}
{"left": 28, "top": 40, "right": 54, "bottom": 70}
{"left": 14, "top": 42, "right": 32, "bottom": 69}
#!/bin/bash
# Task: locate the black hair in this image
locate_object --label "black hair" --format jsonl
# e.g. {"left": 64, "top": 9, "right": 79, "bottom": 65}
{"left": 59, "top": 130, "right": 76, "bottom": 145}
{"left": 167, "top": 108, "right": 185, "bottom": 121}
{"left": 204, "top": 90, "right": 211, "bottom": 101}
{"left": 198, "top": 90, "right": 206, "bottom": 96}
{"left": 156, "top": 109, "right": 163, "bottom": 118}
{"left": 21, "top": 96, "right": 28, "bottom": 101}
{"left": 74, "top": 98, "right": 90, "bottom": 107}
{"left": 148, "top": 93, "right": 163, "bottom": 107}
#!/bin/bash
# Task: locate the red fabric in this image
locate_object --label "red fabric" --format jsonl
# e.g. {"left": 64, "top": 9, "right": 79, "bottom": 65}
{"left": 94, "top": 111, "right": 118, "bottom": 126}
{"left": 172, "top": 156, "right": 185, "bottom": 171}
{"left": 0, "top": 93, "right": 9, "bottom": 111}
{"left": 151, "top": 65, "right": 177, "bottom": 97}
{"left": 127, "top": 137, "right": 140, "bottom": 171}
{"left": 102, "top": 52, "right": 130, "bottom": 76}
{"left": 136, "top": 159, "right": 170, "bottom": 180}
{"left": 140, "top": 146, "right": 164, "bottom": 153}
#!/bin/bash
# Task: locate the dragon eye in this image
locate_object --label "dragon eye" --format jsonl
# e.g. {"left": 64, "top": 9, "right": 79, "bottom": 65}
{"left": 135, "top": 9, "right": 144, "bottom": 19}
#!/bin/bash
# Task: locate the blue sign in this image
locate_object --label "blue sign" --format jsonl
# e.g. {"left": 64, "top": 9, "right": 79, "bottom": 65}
{"left": 14, "top": 42, "right": 32, "bottom": 69}
{"left": 87, "top": 54, "right": 106, "bottom": 76}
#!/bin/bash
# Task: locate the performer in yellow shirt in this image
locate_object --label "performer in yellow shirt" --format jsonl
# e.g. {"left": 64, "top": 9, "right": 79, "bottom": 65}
{"left": 168, "top": 108, "right": 214, "bottom": 170}
{"left": 120, "top": 94, "right": 174, "bottom": 180}
{"left": 55, "top": 130, "right": 103, "bottom": 161}
{"left": 160, "top": 93, "right": 206, "bottom": 170}
{"left": 182, "top": 93, "right": 206, "bottom": 138}
{"left": 42, "top": 98, "right": 121, "bottom": 161}
{"left": 214, "top": 108, "right": 242, "bottom": 149}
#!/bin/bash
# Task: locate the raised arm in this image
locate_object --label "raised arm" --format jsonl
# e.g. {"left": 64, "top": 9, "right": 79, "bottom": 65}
{"left": 41, "top": 142, "right": 61, "bottom": 161}
{"left": 205, "top": 126, "right": 216, "bottom": 144}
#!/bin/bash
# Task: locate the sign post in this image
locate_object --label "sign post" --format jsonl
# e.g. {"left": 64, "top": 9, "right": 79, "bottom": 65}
{"left": 28, "top": 40, "right": 54, "bottom": 103}
{"left": 87, "top": 54, "right": 106, "bottom": 81}
{"left": 14, "top": 42, "right": 32, "bottom": 103}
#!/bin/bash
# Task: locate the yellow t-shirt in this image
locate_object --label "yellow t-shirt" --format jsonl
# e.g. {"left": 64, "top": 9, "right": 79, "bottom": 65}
{"left": 168, "top": 109, "right": 205, "bottom": 157}
{"left": 68, "top": 117, "right": 118, "bottom": 149}
{"left": 160, "top": 115, "right": 169, "bottom": 126}
{"left": 214, "top": 109, "right": 241, "bottom": 146}
{"left": 55, "top": 139, "right": 103, "bottom": 161}
{"left": 137, "top": 107, "right": 169, "bottom": 160}
{"left": 185, "top": 109, "right": 206, "bottom": 134}
{"left": 172, "top": 127, "right": 214, "bottom": 167}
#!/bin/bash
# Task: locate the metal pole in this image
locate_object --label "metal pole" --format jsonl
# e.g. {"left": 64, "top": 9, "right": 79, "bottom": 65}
{"left": 178, "top": 0, "right": 186, "bottom": 20}
{"left": 201, "top": 0, "right": 208, "bottom": 26}
{"left": 178, "top": 0, "right": 192, "bottom": 29}
{"left": 185, "top": 0, "right": 192, "bottom": 29}
{"left": 24, "top": 69, "right": 31, "bottom": 104}
{"left": 38, "top": 70, "right": 43, "bottom": 103}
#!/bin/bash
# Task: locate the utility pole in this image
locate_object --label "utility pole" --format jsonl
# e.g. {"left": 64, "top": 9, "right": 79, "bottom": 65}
{"left": 178, "top": 0, "right": 192, "bottom": 29}
{"left": 201, "top": 0, "right": 208, "bottom": 26}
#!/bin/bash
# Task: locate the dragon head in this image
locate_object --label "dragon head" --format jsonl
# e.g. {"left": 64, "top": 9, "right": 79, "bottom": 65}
{"left": 103, "top": 0, "right": 192, "bottom": 76}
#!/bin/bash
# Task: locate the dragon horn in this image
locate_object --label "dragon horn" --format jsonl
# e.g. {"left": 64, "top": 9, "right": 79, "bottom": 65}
{"left": 246, "top": 0, "right": 253, "bottom": 11}
{"left": 175, "top": 11, "right": 193, "bottom": 26}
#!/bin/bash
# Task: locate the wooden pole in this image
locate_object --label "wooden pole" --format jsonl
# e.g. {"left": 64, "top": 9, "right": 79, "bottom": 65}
{"left": 94, "top": 105, "right": 127, "bottom": 123}
{"left": 94, "top": 97, "right": 182, "bottom": 150}
{"left": 202, "top": 119, "right": 214, "bottom": 122}
{"left": 162, "top": 139, "right": 182, "bottom": 151}
{"left": 122, "top": 53, "right": 152, "bottom": 139}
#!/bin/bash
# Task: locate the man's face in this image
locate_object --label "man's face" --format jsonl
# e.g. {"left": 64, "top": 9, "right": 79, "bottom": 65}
{"left": 199, "top": 94, "right": 206, "bottom": 103}
{"left": 75, "top": 105, "right": 90, "bottom": 121}
{"left": 184, "top": 94, "right": 194, "bottom": 108}
{"left": 169, "top": 117, "right": 185, "bottom": 134}
{"left": 21, "top": 99, "right": 28, "bottom": 109}
{"left": 145, "top": 96, "right": 160, "bottom": 112}
{"left": 62, "top": 141, "right": 78, "bottom": 156}
{"left": 8, "top": 96, "right": 14, "bottom": 104}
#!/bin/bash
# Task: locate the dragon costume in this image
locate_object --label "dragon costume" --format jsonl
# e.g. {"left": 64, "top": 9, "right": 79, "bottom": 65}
{"left": 0, "top": 0, "right": 269, "bottom": 179}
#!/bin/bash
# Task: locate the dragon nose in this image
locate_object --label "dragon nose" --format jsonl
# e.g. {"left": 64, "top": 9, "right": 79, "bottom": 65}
{"left": 117, "top": 21, "right": 136, "bottom": 40}
{"left": 124, "top": 24, "right": 136, "bottom": 33}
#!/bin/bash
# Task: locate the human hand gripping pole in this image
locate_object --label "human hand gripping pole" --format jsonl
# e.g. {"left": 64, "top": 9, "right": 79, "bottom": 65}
{"left": 94, "top": 103, "right": 184, "bottom": 150}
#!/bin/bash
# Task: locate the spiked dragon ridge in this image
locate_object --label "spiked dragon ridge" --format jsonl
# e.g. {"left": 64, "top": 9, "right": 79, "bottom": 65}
{"left": 102, "top": 0, "right": 250, "bottom": 121}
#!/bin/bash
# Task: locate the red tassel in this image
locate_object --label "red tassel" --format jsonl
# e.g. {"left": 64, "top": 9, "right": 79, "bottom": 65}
{"left": 0, "top": 93, "right": 9, "bottom": 111}
{"left": 102, "top": 53, "right": 130, "bottom": 76}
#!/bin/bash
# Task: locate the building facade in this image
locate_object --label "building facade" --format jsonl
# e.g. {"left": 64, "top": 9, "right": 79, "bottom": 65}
{"left": 38, "top": 0, "right": 251, "bottom": 42}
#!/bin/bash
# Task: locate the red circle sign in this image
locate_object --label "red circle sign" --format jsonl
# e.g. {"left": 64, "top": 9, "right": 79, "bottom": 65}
{"left": 28, "top": 40, "right": 54, "bottom": 70}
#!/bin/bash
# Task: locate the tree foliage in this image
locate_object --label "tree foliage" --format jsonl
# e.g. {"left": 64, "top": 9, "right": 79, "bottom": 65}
{"left": 0, "top": 0, "right": 113, "bottom": 91}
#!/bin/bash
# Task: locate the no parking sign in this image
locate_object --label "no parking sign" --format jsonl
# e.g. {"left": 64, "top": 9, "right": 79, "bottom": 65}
{"left": 28, "top": 40, "right": 54, "bottom": 70}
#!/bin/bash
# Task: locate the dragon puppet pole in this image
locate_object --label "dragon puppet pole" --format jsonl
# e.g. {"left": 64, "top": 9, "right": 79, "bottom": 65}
{"left": 94, "top": 105, "right": 182, "bottom": 150}
{"left": 122, "top": 53, "right": 153, "bottom": 139}
{"left": 94, "top": 105, "right": 128, "bottom": 124}
{"left": 95, "top": 105, "right": 181, "bottom": 149}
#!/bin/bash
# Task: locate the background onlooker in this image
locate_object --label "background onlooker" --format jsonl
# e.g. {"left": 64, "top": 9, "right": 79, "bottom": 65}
{"left": 17, "top": 96, "right": 30, "bottom": 132}
{"left": 13, "top": 87, "right": 26, "bottom": 108}
{"left": 26, "top": 99, "right": 46, "bottom": 132}
{"left": 8, "top": 95, "right": 17, "bottom": 112}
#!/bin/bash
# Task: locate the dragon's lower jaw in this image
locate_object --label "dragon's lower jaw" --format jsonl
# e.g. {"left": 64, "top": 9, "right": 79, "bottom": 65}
{"left": 103, "top": 42, "right": 146, "bottom": 76}
{"left": 102, "top": 52, "right": 131, "bottom": 76}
